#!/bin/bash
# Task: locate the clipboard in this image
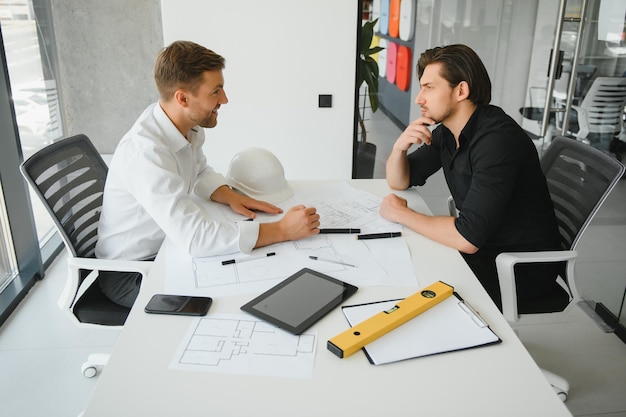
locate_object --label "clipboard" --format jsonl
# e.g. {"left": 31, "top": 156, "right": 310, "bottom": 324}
{"left": 340, "top": 293, "right": 501, "bottom": 365}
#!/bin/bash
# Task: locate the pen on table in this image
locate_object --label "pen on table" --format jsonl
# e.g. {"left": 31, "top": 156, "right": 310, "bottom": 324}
{"left": 356, "top": 232, "right": 402, "bottom": 240}
{"left": 222, "top": 252, "right": 276, "bottom": 265}
{"left": 318, "top": 228, "right": 361, "bottom": 234}
{"left": 309, "top": 255, "right": 355, "bottom": 268}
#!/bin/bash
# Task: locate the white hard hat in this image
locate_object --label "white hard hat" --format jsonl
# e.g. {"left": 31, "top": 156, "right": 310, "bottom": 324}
{"left": 225, "top": 147, "right": 293, "bottom": 204}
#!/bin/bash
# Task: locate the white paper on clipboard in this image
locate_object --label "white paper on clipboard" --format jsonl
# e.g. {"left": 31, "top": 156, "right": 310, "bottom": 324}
{"left": 341, "top": 293, "right": 501, "bottom": 365}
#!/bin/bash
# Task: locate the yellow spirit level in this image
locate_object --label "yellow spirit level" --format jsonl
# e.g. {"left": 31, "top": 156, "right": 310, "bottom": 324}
{"left": 327, "top": 281, "right": 454, "bottom": 358}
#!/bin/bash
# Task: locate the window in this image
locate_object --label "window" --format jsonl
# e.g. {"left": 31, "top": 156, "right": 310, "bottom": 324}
{"left": 0, "top": 1, "right": 52, "bottom": 325}
{"left": 0, "top": 181, "right": 18, "bottom": 294}
{"left": 2, "top": 0, "right": 62, "bottom": 245}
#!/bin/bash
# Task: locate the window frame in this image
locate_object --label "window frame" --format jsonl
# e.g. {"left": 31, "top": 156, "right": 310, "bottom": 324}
{"left": 0, "top": 24, "right": 50, "bottom": 327}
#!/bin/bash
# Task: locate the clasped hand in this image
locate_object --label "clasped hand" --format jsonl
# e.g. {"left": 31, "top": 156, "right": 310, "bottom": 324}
{"left": 394, "top": 116, "right": 436, "bottom": 152}
{"left": 379, "top": 194, "right": 410, "bottom": 224}
{"left": 222, "top": 186, "right": 320, "bottom": 241}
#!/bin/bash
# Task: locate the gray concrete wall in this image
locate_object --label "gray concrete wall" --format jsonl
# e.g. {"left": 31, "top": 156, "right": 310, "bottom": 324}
{"left": 50, "top": 0, "right": 163, "bottom": 153}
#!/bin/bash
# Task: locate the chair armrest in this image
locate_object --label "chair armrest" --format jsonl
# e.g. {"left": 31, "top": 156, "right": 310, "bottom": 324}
{"left": 59, "top": 257, "right": 154, "bottom": 318}
{"left": 495, "top": 250, "right": 578, "bottom": 322}
{"left": 447, "top": 196, "right": 459, "bottom": 217}
{"left": 570, "top": 105, "right": 590, "bottom": 139}
{"left": 67, "top": 257, "right": 153, "bottom": 276}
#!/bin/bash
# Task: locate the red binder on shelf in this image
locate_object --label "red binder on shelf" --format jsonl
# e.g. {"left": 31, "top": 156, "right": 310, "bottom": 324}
{"left": 396, "top": 45, "right": 412, "bottom": 91}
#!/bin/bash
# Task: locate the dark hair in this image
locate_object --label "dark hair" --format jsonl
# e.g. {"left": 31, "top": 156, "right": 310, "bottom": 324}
{"left": 154, "top": 40, "right": 226, "bottom": 100}
{"left": 417, "top": 44, "right": 491, "bottom": 105}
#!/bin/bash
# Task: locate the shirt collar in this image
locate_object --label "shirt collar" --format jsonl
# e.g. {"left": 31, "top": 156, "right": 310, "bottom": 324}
{"left": 152, "top": 103, "right": 201, "bottom": 151}
{"left": 458, "top": 105, "right": 486, "bottom": 145}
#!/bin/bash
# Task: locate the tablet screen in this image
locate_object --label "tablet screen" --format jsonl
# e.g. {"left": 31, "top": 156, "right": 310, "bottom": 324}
{"left": 241, "top": 268, "right": 358, "bottom": 334}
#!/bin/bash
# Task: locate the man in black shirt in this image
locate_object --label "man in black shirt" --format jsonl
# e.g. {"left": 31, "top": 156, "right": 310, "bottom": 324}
{"left": 382, "top": 44, "right": 568, "bottom": 313}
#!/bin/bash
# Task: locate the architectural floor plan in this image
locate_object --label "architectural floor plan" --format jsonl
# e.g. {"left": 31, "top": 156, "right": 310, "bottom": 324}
{"left": 171, "top": 314, "right": 317, "bottom": 378}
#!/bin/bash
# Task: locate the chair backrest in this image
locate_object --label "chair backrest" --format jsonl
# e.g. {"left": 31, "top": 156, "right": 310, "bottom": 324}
{"left": 20, "top": 134, "right": 108, "bottom": 258}
{"left": 578, "top": 76, "right": 626, "bottom": 135}
{"left": 541, "top": 136, "right": 624, "bottom": 251}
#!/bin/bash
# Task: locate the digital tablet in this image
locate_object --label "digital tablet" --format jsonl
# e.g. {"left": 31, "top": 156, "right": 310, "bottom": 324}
{"left": 241, "top": 268, "right": 358, "bottom": 335}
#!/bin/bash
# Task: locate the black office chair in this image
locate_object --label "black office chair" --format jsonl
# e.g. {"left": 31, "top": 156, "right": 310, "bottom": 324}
{"left": 495, "top": 136, "right": 624, "bottom": 322}
{"left": 448, "top": 136, "right": 625, "bottom": 400}
{"left": 496, "top": 136, "right": 624, "bottom": 400}
{"left": 20, "top": 134, "right": 152, "bottom": 377}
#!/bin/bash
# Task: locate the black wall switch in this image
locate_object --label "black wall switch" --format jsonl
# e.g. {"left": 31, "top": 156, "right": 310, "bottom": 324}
{"left": 319, "top": 94, "right": 332, "bottom": 108}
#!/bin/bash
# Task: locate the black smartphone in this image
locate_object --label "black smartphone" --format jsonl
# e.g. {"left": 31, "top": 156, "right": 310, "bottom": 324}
{"left": 144, "top": 294, "right": 212, "bottom": 316}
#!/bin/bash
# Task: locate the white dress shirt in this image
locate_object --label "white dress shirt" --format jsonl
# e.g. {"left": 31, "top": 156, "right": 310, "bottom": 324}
{"left": 95, "top": 103, "right": 259, "bottom": 261}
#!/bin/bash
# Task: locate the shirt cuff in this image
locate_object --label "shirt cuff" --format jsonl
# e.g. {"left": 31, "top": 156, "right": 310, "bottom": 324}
{"left": 237, "top": 220, "right": 260, "bottom": 254}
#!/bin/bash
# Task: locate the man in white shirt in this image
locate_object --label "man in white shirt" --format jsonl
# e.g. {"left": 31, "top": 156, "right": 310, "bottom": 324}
{"left": 95, "top": 41, "right": 320, "bottom": 307}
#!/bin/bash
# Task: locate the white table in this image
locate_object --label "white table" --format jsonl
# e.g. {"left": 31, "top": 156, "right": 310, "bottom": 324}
{"left": 83, "top": 180, "right": 572, "bottom": 417}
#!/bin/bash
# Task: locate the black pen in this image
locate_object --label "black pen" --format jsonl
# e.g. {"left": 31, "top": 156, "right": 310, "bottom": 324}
{"left": 356, "top": 232, "right": 402, "bottom": 240}
{"left": 318, "top": 228, "right": 361, "bottom": 234}
{"left": 222, "top": 252, "right": 276, "bottom": 265}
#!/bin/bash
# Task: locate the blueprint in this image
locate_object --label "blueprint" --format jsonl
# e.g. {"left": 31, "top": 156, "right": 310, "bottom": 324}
{"left": 170, "top": 314, "right": 316, "bottom": 378}
{"left": 164, "top": 183, "right": 418, "bottom": 297}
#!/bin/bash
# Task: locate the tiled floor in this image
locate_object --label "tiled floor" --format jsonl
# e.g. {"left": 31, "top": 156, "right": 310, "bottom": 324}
{"left": 0, "top": 252, "right": 119, "bottom": 417}
{"left": 0, "top": 110, "right": 625, "bottom": 417}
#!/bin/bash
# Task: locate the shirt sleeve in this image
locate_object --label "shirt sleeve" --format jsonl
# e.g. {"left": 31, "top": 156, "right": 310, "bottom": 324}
{"left": 407, "top": 140, "right": 443, "bottom": 187}
{"left": 191, "top": 139, "right": 227, "bottom": 200}
{"left": 188, "top": 135, "right": 259, "bottom": 253}
{"left": 453, "top": 133, "right": 525, "bottom": 248}
{"left": 120, "top": 139, "right": 257, "bottom": 257}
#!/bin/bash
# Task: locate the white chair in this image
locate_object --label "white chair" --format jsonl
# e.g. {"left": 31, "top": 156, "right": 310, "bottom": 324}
{"left": 448, "top": 136, "right": 625, "bottom": 401}
{"left": 567, "top": 76, "right": 626, "bottom": 141}
{"left": 20, "top": 134, "right": 152, "bottom": 377}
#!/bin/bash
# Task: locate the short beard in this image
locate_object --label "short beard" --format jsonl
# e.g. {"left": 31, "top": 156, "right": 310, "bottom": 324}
{"left": 193, "top": 113, "right": 217, "bottom": 129}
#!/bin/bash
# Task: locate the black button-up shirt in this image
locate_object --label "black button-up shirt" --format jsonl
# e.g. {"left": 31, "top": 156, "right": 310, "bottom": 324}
{"left": 407, "top": 104, "right": 560, "bottom": 256}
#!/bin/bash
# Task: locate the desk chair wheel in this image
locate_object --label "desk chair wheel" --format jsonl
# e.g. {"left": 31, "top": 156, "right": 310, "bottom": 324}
{"left": 81, "top": 353, "right": 109, "bottom": 378}
{"left": 554, "top": 387, "right": 568, "bottom": 402}
{"left": 542, "top": 369, "right": 569, "bottom": 402}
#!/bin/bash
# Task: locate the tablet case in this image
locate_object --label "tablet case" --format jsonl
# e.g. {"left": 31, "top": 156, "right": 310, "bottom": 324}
{"left": 396, "top": 45, "right": 412, "bottom": 91}
{"left": 241, "top": 268, "right": 358, "bottom": 335}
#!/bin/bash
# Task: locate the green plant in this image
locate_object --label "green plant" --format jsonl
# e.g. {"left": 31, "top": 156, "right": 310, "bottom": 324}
{"left": 357, "top": 18, "right": 385, "bottom": 142}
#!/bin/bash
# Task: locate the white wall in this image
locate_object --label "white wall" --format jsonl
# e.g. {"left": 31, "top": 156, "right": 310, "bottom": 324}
{"left": 160, "top": 0, "right": 358, "bottom": 180}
